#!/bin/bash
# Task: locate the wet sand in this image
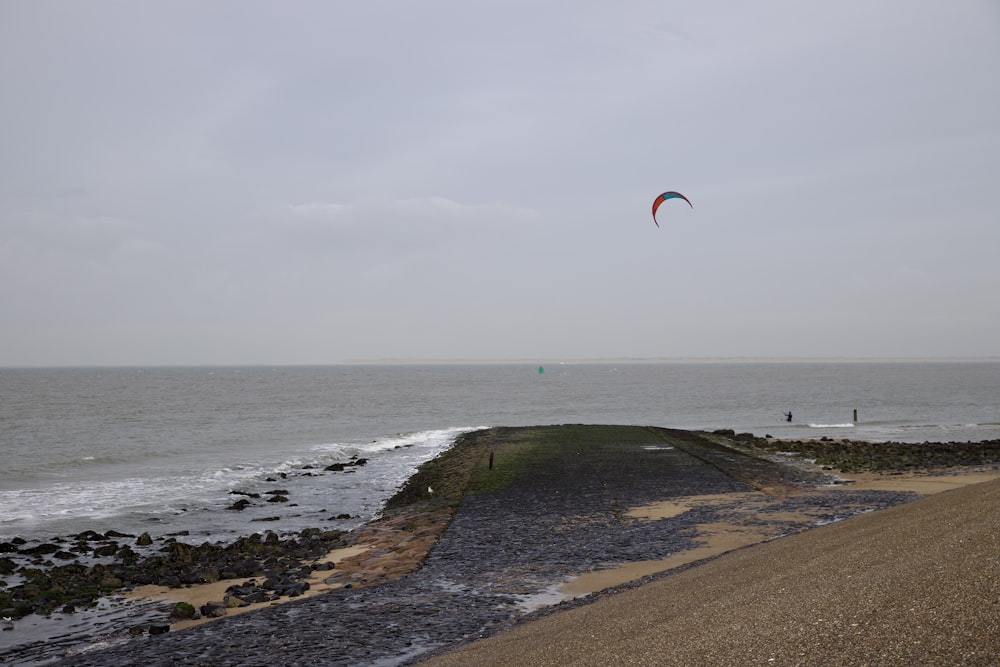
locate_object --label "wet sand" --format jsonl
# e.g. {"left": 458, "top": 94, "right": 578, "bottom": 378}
{"left": 558, "top": 467, "right": 1000, "bottom": 598}
{"left": 419, "top": 469, "right": 1000, "bottom": 666}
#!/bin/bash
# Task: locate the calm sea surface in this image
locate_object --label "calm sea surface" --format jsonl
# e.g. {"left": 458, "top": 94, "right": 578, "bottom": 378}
{"left": 2, "top": 362, "right": 999, "bottom": 544}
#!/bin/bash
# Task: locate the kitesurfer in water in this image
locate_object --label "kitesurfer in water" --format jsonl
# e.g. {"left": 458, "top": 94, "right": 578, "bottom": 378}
{"left": 784, "top": 411, "right": 793, "bottom": 422}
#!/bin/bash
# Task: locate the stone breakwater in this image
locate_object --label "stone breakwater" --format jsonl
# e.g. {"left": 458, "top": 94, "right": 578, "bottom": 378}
{"left": 35, "top": 426, "right": 937, "bottom": 667}
{"left": 322, "top": 507, "right": 452, "bottom": 590}
{"left": 743, "top": 432, "right": 1000, "bottom": 472}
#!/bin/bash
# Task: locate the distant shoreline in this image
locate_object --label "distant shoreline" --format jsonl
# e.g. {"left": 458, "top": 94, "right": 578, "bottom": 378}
{"left": 4, "top": 356, "right": 1000, "bottom": 370}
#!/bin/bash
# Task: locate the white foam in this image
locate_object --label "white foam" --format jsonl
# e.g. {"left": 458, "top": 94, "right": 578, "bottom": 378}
{"left": 311, "top": 426, "right": 485, "bottom": 457}
{"left": 0, "top": 473, "right": 222, "bottom": 527}
{"left": 363, "top": 426, "right": 486, "bottom": 453}
{"left": 807, "top": 423, "right": 855, "bottom": 429}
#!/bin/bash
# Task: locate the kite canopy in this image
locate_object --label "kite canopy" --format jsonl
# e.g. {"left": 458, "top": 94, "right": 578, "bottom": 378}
{"left": 652, "top": 191, "right": 693, "bottom": 227}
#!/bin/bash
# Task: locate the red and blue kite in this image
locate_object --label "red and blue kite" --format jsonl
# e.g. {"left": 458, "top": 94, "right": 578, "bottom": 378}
{"left": 651, "top": 191, "right": 693, "bottom": 227}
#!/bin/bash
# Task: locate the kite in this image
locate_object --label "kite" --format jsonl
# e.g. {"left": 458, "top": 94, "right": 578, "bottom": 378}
{"left": 651, "top": 191, "right": 693, "bottom": 227}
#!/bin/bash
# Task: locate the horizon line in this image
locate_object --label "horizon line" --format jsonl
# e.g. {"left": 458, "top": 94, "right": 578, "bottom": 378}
{"left": 3, "top": 356, "right": 999, "bottom": 370}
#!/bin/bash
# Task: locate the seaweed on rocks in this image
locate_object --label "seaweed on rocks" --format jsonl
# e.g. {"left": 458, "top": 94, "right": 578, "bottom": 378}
{"left": 718, "top": 430, "right": 1000, "bottom": 473}
{"left": 0, "top": 528, "right": 347, "bottom": 621}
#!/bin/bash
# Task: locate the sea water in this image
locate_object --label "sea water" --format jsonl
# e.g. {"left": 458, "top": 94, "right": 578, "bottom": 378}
{"left": 2, "top": 362, "right": 999, "bottom": 545}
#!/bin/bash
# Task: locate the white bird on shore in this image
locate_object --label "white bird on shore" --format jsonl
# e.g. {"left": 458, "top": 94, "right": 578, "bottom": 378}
{"left": 2, "top": 617, "right": 13, "bottom": 631}
{"left": 427, "top": 486, "right": 434, "bottom": 495}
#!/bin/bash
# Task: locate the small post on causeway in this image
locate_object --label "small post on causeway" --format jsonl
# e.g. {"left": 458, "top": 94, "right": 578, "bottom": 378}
{"left": 489, "top": 451, "right": 494, "bottom": 470}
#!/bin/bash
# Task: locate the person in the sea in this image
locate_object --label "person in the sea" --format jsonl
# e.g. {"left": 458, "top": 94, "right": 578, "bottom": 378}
{"left": 784, "top": 411, "right": 793, "bottom": 422}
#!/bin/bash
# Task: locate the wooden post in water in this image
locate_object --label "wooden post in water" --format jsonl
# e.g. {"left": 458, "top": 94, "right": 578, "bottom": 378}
{"left": 853, "top": 409, "right": 858, "bottom": 423}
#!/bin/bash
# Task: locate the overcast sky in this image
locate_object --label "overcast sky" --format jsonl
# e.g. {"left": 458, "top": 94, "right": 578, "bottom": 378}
{"left": 2, "top": 1, "right": 999, "bottom": 366}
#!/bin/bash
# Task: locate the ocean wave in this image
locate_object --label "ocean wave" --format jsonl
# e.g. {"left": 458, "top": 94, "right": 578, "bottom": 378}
{"left": 206, "top": 426, "right": 484, "bottom": 500}
{"left": 309, "top": 426, "right": 485, "bottom": 457}
{"left": 360, "top": 426, "right": 487, "bottom": 453}
{"left": 807, "top": 423, "right": 855, "bottom": 429}
{"left": 896, "top": 422, "right": 984, "bottom": 431}
{"left": 0, "top": 474, "right": 218, "bottom": 528}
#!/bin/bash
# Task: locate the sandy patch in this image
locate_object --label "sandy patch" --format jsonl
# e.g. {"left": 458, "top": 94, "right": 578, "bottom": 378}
{"left": 311, "top": 543, "right": 371, "bottom": 566}
{"left": 565, "top": 468, "right": 1000, "bottom": 598}
{"left": 624, "top": 492, "right": 762, "bottom": 520}
{"left": 566, "top": 490, "right": 838, "bottom": 598}
{"left": 126, "top": 543, "right": 372, "bottom": 630}
{"left": 828, "top": 469, "right": 1000, "bottom": 493}
{"left": 560, "top": 522, "right": 775, "bottom": 596}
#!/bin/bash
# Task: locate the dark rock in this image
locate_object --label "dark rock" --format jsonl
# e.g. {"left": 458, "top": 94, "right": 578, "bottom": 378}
{"left": 325, "top": 463, "right": 347, "bottom": 472}
{"left": 104, "top": 530, "right": 133, "bottom": 539}
{"left": 136, "top": 532, "right": 153, "bottom": 546}
{"left": 93, "top": 543, "right": 119, "bottom": 558}
{"left": 200, "top": 601, "right": 227, "bottom": 618}
{"left": 75, "top": 530, "right": 105, "bottom": 542}
{"left": 265, "top": 489, "right": 290, "bottom": 496}
{"left": 169, "top": 601, "right": 196, "bottom": 621}
{"left": 239, "top": 559, "right": 265, "bottom": 578}
{"left": 267, "top": 495, "right": 289, "bottom": 503}
{"left": 285, "top": 582, "right": 309, "bottom": 597}
{"left": 22, "top": 543, "right": 59, "bottom": 556}
{"left": 227, "top": 498, "right": 253, "bottom": 511}
{"left": 117, "top": 545, "right": 139, "bottom": 565}
{"left": 164, "top": 541, "right": 194, "bottom": 562}
{"left": 148, "top": 623, "right": 170, "bottom": 635}
{"left": 191, "top": 567, "right": 220, "bottom": 584}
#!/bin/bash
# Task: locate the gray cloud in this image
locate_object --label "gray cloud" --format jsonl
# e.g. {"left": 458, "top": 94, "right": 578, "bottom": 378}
{"left": 2, "top": 1, "right": 998, "bottom": 365}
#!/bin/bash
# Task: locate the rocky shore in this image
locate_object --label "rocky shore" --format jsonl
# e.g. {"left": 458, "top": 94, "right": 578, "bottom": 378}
{"left": 746, "top": 431, "right": 1000, "bottom": 472}
{"left": 4, "top": 426, "right": 999, "bottom": 666}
